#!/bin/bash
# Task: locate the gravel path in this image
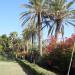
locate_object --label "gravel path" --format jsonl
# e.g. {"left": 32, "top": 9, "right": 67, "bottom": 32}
{"left": 0, "top": 61, "right": 27, "bottom": 75}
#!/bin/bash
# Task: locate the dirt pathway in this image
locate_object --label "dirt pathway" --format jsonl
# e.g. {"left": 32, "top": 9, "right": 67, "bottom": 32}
{"left": 0, "top": 61, "right": 27, "bottom": 75}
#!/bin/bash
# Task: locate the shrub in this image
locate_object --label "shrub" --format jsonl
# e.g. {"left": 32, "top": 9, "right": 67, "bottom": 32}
{"left": 42, "top": 35, "right": 75, "bottom": 74}
{"left": 17, "top": 59, "right": 57, "bottom": 75}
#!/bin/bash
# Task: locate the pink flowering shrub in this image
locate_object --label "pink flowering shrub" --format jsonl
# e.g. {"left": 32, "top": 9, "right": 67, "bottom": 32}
{"left": 46, "top": 36, "right": 57, "bottom": 53}
{"left": 38, "top": 34, "right": 75, "bottom": 73}
{"left": 42, "top": 34, "right": 75, "bottom": 73}
{"left": 46, "top": 34, "right": 75, "bottom": 53}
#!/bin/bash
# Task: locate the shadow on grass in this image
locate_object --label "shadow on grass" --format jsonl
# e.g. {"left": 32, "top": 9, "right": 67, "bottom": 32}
{"left": 17, "top": 60, "right": 34, "bottom": 75}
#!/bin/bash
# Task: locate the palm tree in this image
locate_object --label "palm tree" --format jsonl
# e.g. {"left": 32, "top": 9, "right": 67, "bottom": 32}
{"left": 28, "top": 23, "right": 37, "bottom": 48}
{"left": 9, "top": 32, "right": 18, "bottom": 40}
{"left": 9, "top": 32, "right": 18, "bottom": 48}
{"left": 20, "top": 0, "right": 47, "bottom": 56}
{"left": 43, "top": 0, "right": 75, "bottom": 74}
{"left": 43, "top": 0, "right": 75, "bottom": 38}
{"left": 22, "top": 28, "right": 30, "bottom": 53}
{"left": 15, "top": 38, "right": 22, "bottom": 58}
{"left": 9, "top": 32, "right": 18, "bottom": 57}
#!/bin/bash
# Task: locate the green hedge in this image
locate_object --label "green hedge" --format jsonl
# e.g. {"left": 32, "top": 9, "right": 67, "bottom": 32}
{"left": 0, "top": 55, "right": 8, "bottom": 61}
{"left": 17, "top": 59, "right": 57, "bottom": 75}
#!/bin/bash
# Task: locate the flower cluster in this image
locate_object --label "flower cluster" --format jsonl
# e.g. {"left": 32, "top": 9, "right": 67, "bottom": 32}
{"left": 46, "top": 34, "right": 75, "bottom": 53}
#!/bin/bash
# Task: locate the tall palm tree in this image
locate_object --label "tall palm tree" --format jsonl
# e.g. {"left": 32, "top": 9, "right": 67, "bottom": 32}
{"left": 20, "top": 0, "right": 47, "bottom": 56}
{"left": 14, "top": 38, "right": 22, "bottom": 58}
{"left": 43, "top": 0, "right": 75, "bottom": 38}
{"left": 43, "top": 1, "right": 75, "bottom": 74}
{"left": 22, "top": 28, "right": 30, "bottom": 53}
{"left": 28, "top": 23, "right": 37, "bottom": 48}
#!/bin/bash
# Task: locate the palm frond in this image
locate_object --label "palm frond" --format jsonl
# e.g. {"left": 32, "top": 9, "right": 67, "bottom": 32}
{"left": 41, "top": 24, "right": 47, "bottom": 30}
{"left": 21, "top": 4, "right": 33, "bottom": 9}
{"left": 71, "top": 10, "right": 75, "bottom": 14}
{"left": 66, "top": 1, "right": 74, "bottom": 9}
{"left": 67, "top": 21, "right": 75, "bottom": 27}
{"left": 21, "top": 16, "right": 31, "bottom": 27}
{"left": 29, "top": 14, "right": 36, "bottom": 23}
{"left": 51, "top": 23, "right": 56, "bottom": 36}
{"left": 20, "top": 11, "right": 32, "bottom": 19}
{"left": 64, "top": 22, "right": 70, "bottom": 26}
{"left": 48, "top": 22, "right": 56, "bottom": 35}
{"left": 41, "top": 0, "right": 46, "bottom": 6}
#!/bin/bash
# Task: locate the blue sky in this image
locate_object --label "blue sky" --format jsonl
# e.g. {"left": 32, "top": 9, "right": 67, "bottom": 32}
{"left": 0, "top": 0, "right": 75, "bottom": 39}
{"left": 0, "top": 0, "right": 28, "bottom": 36}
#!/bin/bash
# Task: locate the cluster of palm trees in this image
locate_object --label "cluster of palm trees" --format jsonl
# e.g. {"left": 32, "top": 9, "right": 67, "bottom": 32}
{"left": 0, "top": 32, "right": 22, "bottom": 58}
{"left": 20, "top": 0, "right": 75, "bottom": 56}
{"left": 22, "top": 23, "right": 37, "bottom": 52}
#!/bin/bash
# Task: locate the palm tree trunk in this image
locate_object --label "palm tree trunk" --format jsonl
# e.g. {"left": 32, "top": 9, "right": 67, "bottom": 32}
{"left": 38, "top": 12, "right": 42, "bottom": 56}
{"left": 32, "top": 34, "right": 34, "bottom": 48}
{"left": 16, "top": 44, "right": 19, "bottom": 58}
{"left": 55, "top": 19, "right": 61, "bottom": 39}
{"left": 26, "top": 41, "right": 28, "bottom": 53}
{"left": 24, "top": 41, "right": 26, "bottom": 53}
{"left": 16, "top": 49, "right": 18, "bottom": 58}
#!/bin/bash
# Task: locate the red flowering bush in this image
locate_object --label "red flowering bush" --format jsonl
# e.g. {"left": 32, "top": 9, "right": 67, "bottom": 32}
{"left": 46, "top": 36, "right": 57, "bottom": 53}
{"left": 64, "top": 38, "right": 73, "bottom": 48}
{"left": 44, "top": 34, "right": 75, "bottom": 73}
{"left": 37, "top": 34, "right": 75, "bottom": 74}
{"left": 46, "top": 34, "right": 75, "bottom": 53}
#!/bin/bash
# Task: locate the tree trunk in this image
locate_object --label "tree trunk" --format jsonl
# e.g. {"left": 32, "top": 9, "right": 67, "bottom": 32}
{"left": 32, "top": 34, "right": 34, "bottom": 48}
{"left": 24, "top": 41, "right": 28, "bottom": 53}
{"left": 24, "top": 41, "right": 26, "bottom": 53}
{"left": 16, "top": 45, "right": 19, "bottom": 59}
{"left": 55, "top": 19, "right": 62, "bottom": 38}
{"left": 15, "top": 47, "right": 17, "bottom": 59}
{"left": 26, "top": 41, "right": 28, "bottom": 53}
{"left": 38, "top": 12, "right": 42, "bottom": 56}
